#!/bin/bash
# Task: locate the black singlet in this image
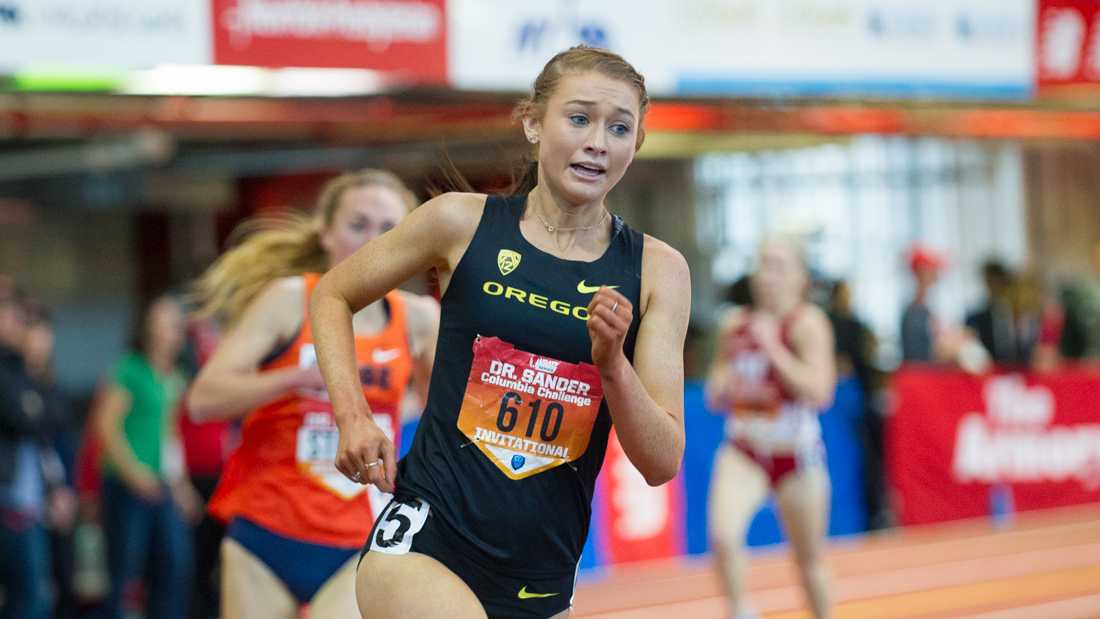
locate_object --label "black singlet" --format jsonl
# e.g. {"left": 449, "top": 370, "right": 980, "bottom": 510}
{"left": 396, "top": 193, "right": 644, "bottom": 574}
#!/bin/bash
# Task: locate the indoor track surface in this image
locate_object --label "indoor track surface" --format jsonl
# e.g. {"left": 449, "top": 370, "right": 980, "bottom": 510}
{"left": 574, "top": 505, "right": 1100, "bottom": 619}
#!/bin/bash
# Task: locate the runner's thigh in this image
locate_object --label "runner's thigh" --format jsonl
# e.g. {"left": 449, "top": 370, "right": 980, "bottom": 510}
{"left": 307, "top": 555, "right": 359, "bottom": 619}
{"left": 357, "top": 550, "right": 487, "bottom": 619}
{"left": 220, "top": 538, "right": 297, "bottom": 619}
{"left": 709, "top": 445, "right": 770, "bottom": 547}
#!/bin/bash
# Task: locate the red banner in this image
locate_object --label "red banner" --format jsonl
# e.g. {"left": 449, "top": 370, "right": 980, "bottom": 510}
{"left": 211, "top": 0, "right": 447, "bottom": 82}
{"left": 888, "top": 365, "right": 1100, "bottom": 526}
{"left": 1037, "top": 0, "right": 1100, "bottom": 89}
{"left": 597, "top": 430, "right": 683, "bottom": 564}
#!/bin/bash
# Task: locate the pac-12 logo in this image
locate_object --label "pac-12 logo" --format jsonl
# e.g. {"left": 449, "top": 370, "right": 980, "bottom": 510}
{"left": 498, "top": 249, "right": 522, "bottom": 276}
{"left": 531, "top": 357, "right": 560, "bottom": 373}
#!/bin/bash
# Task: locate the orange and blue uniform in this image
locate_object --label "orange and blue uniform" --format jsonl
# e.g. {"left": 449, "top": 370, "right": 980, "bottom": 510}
{"left": 209, "top": 273, "right": 413, "bottom": 601}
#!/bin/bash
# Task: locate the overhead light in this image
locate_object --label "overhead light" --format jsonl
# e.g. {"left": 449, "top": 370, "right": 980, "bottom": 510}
{"left": 270, "top": 68, "right": 388, "bottom": 97}
{"left": 122, "top": 65, "right": 267, "bottom": 96}
{"left": 120, "top": 64, "right": 389, "bottom": 97}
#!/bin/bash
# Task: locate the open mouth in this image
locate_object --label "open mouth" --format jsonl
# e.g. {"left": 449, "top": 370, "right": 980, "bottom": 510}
{"left": 570, "top": 162, "right": 606, "bottom": 179}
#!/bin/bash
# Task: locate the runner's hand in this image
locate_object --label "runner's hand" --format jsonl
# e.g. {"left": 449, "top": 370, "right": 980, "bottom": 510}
{"left": 293, "top": 365, "right": 328, "bottom": 391}
{"left": 335, "top": 409, "right": 396, "bottom": 493}
{"left": 47, "top": 487, "right": 78, "bottom": 532}
{"left": 587, "top": 287, "right": 632, "bottom": 373}
{"left": 128, "top": 467, "right": 164, "bottom": 503}
{"left": 171, "top": 481, "right": 204, "bottom": 525}
{"left": 749, "top": 313, "right": 782, "bottom": 357}
{"left": 707, "top": 369, "right": 744, "bottom": 412}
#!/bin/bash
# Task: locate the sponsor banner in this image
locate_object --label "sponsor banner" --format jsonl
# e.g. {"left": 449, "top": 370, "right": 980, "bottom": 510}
{"left": 1037, "top": 0, "right": 1100, "bottom": 89}
{"left": 448, "top": 0, "right": 1033, "bottom": 100}
{"left": 446, "top": 0, "right": 674, "bottom": 93}
{"left": 597, "top": 430, "right": 683, "bottom": 564}
{"left": 0, "top": 0, "right": 211, "bottom": 70}
{"left": 211, "top": 0, "right": 446, "bottom": 82}
{"left": 888, "top": 366, "right": 1100, "bottom": 526}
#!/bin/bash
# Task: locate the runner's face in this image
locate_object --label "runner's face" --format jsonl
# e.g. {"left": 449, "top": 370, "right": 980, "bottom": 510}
{"left": 527, "top": 71, "right": 640, "bottom": 207}
{"left": 323, "top": 185, "right": 408, "bottom": 266}
{"left": 753, "top": 242, "right": 806, "bottom": 311}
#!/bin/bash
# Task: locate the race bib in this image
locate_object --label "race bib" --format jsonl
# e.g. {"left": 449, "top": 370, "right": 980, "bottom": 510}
{"left": 730, "top": 390, "right": 782, "bottom": 419}
{"left": 296, "top": 410, "right": 394, "bottom": 513}
{"left": 729, "top": 351, "right": 781, "bottom": 419}
{"left": 457, "top": 336, "right": 604, "bottom": 480}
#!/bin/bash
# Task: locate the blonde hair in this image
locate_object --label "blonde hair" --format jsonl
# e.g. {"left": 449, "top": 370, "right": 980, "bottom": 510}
{"left": 192, "top": 169, "right": 417, "bottom": 324}
{"left": 511, "top": 46, "right": 649, "bottom": 195}
{"left": 759, "top": 234, "right": 810, "bottom": 272}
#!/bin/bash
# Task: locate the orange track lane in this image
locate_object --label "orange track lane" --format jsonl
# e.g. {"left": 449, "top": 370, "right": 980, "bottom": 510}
{"left": 573, "top": 505, "right": 1100, "bottom": 619}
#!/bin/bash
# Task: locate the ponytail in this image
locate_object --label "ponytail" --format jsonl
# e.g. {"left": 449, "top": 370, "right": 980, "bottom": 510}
{"left": 509, "top": 157, "right": 540, "bottom": 196}
{"left": 191, "top": 168, "right": 417, "bottom": 325}
{"left": 191, "top": 213, "right": 326, "bottom": 325}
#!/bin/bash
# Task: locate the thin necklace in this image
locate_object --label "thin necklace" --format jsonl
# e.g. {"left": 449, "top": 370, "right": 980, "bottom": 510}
{"left": 532, "top": 205, "right": 608, "bottom": 234}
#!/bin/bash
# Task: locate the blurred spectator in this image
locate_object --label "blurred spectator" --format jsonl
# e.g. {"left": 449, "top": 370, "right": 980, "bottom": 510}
{"left": 1030, "top": 277, "right": 1065, "bottom": 373}
{"left": 23, "top": 303, "right": 80, "bottom": 619}
{"left": 1, "top": 280, "right": 72, "bottom": 619}
{"left": 900, "top": 246, "right": 989, "bottom": 372}
{"left": 828, "top": 280, "right": 890, "bottom": 529}
{"left": 965, "top": 260, "right": 1038, "bottom": 367}
{"left": 726, "top": 274, "right": 754, "bottom": 308}
{"left": 900, "top": 245, "right": 944, "bottom": 363}
{"left": 828, "top": 281, "right": 875, "bottom": 392}
{"left": 90, "top": 295, "right": 199, "bottom": 619}
{"left": 1059, "top": 241, "right": 1100, "bottom": 360}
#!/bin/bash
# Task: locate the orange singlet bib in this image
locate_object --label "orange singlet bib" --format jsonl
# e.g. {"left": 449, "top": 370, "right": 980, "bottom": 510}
{"left": 208, "top": 274, "right": 413, "bottom": 547}
{"left": 457, "top": 336, "right": 603, "bottom": 480}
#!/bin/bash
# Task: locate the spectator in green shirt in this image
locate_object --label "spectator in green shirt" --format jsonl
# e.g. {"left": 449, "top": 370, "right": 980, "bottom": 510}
{"left": 92, "top": 295, "right": 200, "bottom": 619}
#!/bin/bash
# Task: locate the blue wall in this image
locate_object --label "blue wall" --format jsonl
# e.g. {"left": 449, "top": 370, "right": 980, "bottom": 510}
{"left": 680, "top": 378, "right": 868, "bottom": 552}
{"left": 399, "top": 376, "right": 870, "bottom": 567}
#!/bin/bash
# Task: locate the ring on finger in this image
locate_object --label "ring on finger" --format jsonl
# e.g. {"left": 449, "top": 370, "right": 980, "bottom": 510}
{"left": 611, "top": 301, "right": 619, "bottom": 314}
{"left": 366, "top": 459, "right": 382, "bottom": 469}
{"left": 352, "top": 470, "right": 362, "bottom": 482}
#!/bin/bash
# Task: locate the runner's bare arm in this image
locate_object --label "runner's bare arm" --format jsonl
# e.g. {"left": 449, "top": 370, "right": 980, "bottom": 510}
{"left": 401, "top": 291, "right": 441, "bottom": 421}
{"left": 762, "top": 307, "right": 836, "bottom": 409}
{"left": 92, "top": 383, "right": 160, "bottom": 499}
{"left": 311, "top": 193, "right": 483, "bottom": 490}
{"left": 591, "top": 238, "right": 690, "bottom": 486}
{"left": 189, "top": 277, "right": 321, "bottom": 421}
{"left": 703, "top": 308, "right": 745, "bottom": 412}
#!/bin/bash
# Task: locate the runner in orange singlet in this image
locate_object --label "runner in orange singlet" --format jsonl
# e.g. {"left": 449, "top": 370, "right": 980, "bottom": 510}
{"left": 188, "top": 170, "right": 439, "bottom": 619}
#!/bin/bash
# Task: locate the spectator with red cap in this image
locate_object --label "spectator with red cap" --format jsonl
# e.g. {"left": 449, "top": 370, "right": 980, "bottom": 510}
{"left": 900, "top": 245, "right": 945, "bottom": 362}
{"left": 900, "top": 247, "right": 990, "bottom": 372}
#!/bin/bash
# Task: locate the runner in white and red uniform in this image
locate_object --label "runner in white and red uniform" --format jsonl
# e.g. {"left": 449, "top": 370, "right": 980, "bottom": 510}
{"left": 706, "top": 237, "right": 837, "bottom": 619}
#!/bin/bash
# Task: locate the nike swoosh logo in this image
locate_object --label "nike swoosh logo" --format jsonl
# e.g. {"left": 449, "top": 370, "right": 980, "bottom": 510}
{"left": 577, "top": 280, "right": 619, "bottom": 294}
{"left": 371, "top": 348, "right": 401, "bottom": 364}
{"left": 517, "top": 586, "right": 560, "bottom": 600}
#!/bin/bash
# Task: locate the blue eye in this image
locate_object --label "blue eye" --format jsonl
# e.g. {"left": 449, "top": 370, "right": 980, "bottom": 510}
{"left": 609, "top": 123, "right": 631, "bottom": 137}
{"left": 569, "top": 114, "right": 589, "bottom": 126}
